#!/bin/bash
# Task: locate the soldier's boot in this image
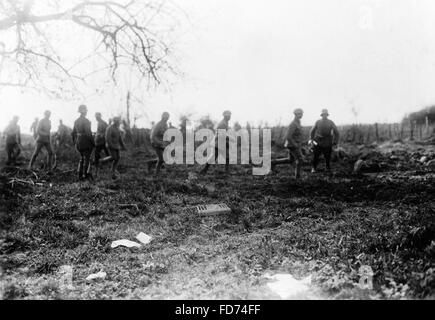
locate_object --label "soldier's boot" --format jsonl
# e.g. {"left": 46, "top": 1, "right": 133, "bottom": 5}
{"left": 295, "top": 162, "right": 302, "bottom": 179}
{"left": 29, "top": 153, "right": 37, "bottom": 170}
{"left": 94, "top": 158, "right": 100, "bottom": 177}
{"left": 155, "top": 162, "right": 163, "bottom": 176}
{"left": 6, "top": 154, "right": 12, "bottom": 166}
{"left": 47, "top": 153, "right": 53, "bottom": 172}
{"left": 78, "top": 160, "right": 84, "bottom": 181}
{"left": 84, "top": 162, "right": 94, "bottom": 181}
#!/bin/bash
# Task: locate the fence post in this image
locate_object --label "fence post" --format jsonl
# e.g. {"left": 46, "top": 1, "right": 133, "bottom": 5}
{"left": 366, "top": 125, "right": 371, "bottom": 144}
{"left": 410, "top": 120, "right": 414, "bottom": 141}
{"left": 395, "top": 123, "right": 400, "bottom": 140}
{"left": 375, "top": 123, "right": 379, "bottom": 142}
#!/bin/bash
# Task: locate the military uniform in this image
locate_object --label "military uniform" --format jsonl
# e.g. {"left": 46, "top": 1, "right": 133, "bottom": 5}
{"left": 214, "top": 119, "right": 230, "bottom": 164}
{"left": 106, "top": 124, "right": 125, "bottom": 158}
{"left": 95, "top": 119, "right": 109, "bottom": 166}
{"left": 29, "top": 118, "right": 53, "bottom": 170}
{"left": 4, "top": 122, "right": 21, "bottom": 165}
{"left": 201, "top": 119, "right": 231, "bottom": 174}
{"left": 30, "top": 119, "right": 38, "bottom": 140}
{"left": 310, "top": 119, "right": 339, "bottom": 171}
{"left": 285, "top": 118, "right": 304, "bottom": 178}
{"left": 72, "top": 116, "right": 95, "bottom": 179}
{"left": 286, "top": 118, "right": 303, "bottom": 161}
{"left": 57, "top": 124, "right": 70, "bottom": 147}
{"left": 150, "top": 120, "right": 169, "bottom": 174}
{"left": 99, "top": 123, "right": 126, "bottom": 179}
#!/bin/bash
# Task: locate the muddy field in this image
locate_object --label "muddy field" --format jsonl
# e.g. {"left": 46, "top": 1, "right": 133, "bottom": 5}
{"left": 0, "top": 141, "right": 434, "bottom": 300}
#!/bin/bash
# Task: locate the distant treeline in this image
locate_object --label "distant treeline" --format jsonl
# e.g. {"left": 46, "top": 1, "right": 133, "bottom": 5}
{"left": 404, "top": 106, "right": 435, "bottom": 125}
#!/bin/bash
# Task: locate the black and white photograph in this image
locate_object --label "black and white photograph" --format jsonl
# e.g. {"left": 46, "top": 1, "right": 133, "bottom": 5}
{"left": 0, "top": 0, "right": 434, "bottom": 306}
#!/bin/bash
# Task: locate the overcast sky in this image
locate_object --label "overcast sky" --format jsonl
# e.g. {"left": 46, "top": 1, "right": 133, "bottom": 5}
{"left": 2, "top": 0, "right": 435, "bottom": 132}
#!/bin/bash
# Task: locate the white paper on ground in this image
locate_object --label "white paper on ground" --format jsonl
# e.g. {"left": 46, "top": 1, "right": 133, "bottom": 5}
{"left": 86, "top": 271, "right": 107, "bottom": 281}
{"left": 136, "top": 232, "right": 152, "bottom": 245}
{"left": 111, "top": 239, "right": 142, "bottom": 249}
{"left": 265, "top": 274, "right": 312, "bottom": 299}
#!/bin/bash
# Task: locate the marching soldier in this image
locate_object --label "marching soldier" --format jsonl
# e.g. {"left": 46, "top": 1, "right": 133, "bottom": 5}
{"left": 100, "top": 116, "right": 126, "bottom": 180}
{"left": 30, "top": 117, "right": 39, "bottom": 140}
{"left": 94, "top": 112, "right": 109, "bottom": 176}
{"left": 29, "top": 110, "right": 54, "bottom": 171}
{"left": 310, "top": 109, "right": 340, "bottom": 173}
{"left": 200, "top": 110, "right": 232, "bottom": 174}
{"left": 3, "top": 116, "right": 21, "bottom": 166}
{"left": 72, "top": 105, "right": 95, "bottom": 181}
{"left": 285, "top": 108, "right": 305, "bottom": 179}
{"left": 148, "top": 112, "right": 170, "bottom": 175}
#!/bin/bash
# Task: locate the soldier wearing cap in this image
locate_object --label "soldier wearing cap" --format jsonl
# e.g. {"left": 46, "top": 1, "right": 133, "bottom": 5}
{"left": 29, "top": 110, "right": 54, "bottom": 171}
{"left": 72, "top": 105, "right": 95, "bottom": 180}
{"left": 310, "top": 109, "right": 340, "bottom": 173}
{"left": 200, "top": 110, "right": 232, "bottom": 175}
{"left": 285, "top": 108, "right": 304, "bottom": 179}
{"left": 148, "top": 112, "right": 170, "bottom": 175}
{"left": 56, "top": 120, "right": 71, "bottom": 149}
{"left": 3, "top": 116, "right": 21, "bottom": 166}
{"left": 94, "top": 112, "right": 109, "bottom": 175}
{"left": 100, "top": 116, "right": 126, "bottom": 180}
{"left": 30, "top": 117, "right": 39, "bottom": 140}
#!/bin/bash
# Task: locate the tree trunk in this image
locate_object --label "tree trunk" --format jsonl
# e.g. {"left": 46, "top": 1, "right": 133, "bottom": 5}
{"left": 126, "top": 91, "right": 131, "bottom": 127}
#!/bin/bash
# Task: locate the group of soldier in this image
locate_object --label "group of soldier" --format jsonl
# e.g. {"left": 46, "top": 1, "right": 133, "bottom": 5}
{"left": 3, "top": 106, "right": 127, "bottom": 180}
{"left": 2, "top": 106, "right": 340, "bottom": 180}
{"left": 279, "top": 108, "right": 340, "bottom": 178}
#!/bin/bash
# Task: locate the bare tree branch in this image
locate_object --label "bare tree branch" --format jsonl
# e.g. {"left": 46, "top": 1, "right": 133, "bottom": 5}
{"left": 0, "top": 0, "right": 182, "bottom": 97}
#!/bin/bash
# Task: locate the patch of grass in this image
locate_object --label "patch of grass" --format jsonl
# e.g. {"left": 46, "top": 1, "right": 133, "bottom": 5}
{"left": 2, "top": 282, "right": 28, "bottom": 300}
{"left": 4, "top": 232, "right": 34, "bottom": 254}
{"left": 39, "top": 279, "right": 60, "bottom": 298}
{"left": 30, "top": 220, "right": 89, "bottom": 249}
{"left": 2, "top": 145, "right": 435, "bottom": 299}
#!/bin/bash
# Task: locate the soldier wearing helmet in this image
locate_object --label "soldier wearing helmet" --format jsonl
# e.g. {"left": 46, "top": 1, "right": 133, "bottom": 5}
{"left": 147, "top": 112, "right": 170, "bottom": 175}
{"left": 94, "top": 112, "right": 109, "bottom": 175}
{"left": 310, "top": 109, "right": 340, "bottom": 173}
{"left": 100, "top": 116, "right": 126, "bottom": 180}
{"left": 3, "top": 116, "right": 21, "bottom": 166}
{"left": 72, "top": 105, "right": 95, "bottom": 180}
{"left": 284, "top": 108, "right": 305, "bottom": 179}
{"left": 200, "top": 110, "right": 232, "bottom": 175}
{"left": 29, "top": 110, "right": 54, "bottom": 171}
